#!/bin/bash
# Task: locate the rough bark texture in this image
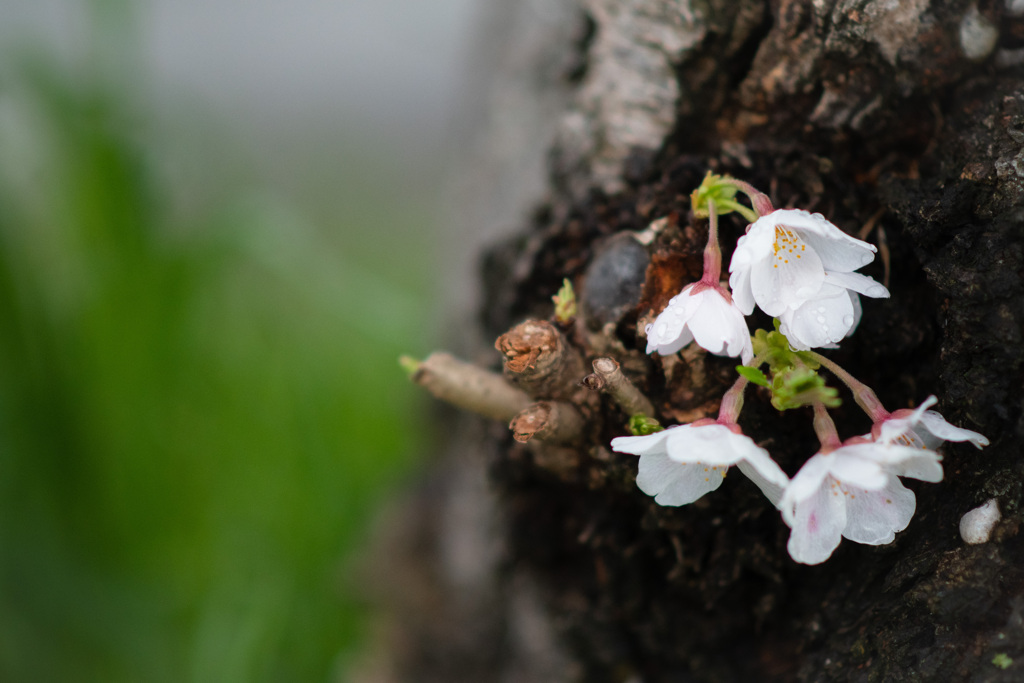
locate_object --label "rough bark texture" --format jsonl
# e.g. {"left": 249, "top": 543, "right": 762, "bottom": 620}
{"left": 361, "top": 1, "right": 1024, "bottom": 681}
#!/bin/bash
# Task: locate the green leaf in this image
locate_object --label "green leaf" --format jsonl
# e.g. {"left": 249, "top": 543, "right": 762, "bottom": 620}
{"left": 736, "top": 365, "right": 770, "bottom": 388}
{"left": 993, "top": 653, "right": 1013, "bottom": 670}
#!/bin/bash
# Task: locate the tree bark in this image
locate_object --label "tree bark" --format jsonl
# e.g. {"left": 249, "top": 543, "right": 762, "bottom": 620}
{"left": 360, "top": 1, "right": 1024, "bottom": 681}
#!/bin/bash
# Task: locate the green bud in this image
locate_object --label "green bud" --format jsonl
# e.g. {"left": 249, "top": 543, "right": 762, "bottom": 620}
{"left": 629, "top": 414, "right": 664, "bottom": 436}
{"left": 992, "top": 654, "right": 1013, "bottom": 670}
{"left": 552, "top": 278, "right": 577, "bottom": 323}
{"left": 771, "top": 366, "right": 841, "bottom": 411}
{"left": 691, "top": 172, "right": 759, "bottom": 222}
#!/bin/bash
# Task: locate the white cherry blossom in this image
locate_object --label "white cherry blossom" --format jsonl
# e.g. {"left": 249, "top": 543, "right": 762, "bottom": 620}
{"left": 780, "top": 440, "right": 943, "bottom": 565}
{"left": 875, "top": 395, "right": 989, "bottom": 450}
{"left": 611, "top": 421, "right": 789, "bottom": 506}
{"left": 776, "top": 270, "right": 888, "bottom": 349}
{"left": 644, "top": 284, "right": 753, "bottom": 364}
{"left": 729, "top": 210, "right": 889, "bottom": 347}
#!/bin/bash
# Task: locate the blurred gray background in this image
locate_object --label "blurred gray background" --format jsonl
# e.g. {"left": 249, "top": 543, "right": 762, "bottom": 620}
{"left": 0, "top": 0, "right": 536, "bottom": 681}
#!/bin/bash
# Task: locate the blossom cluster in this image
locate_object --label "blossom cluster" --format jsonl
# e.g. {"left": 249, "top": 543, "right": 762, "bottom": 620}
{"left": 646, "top": 208, "right": 889, "bottom": 358}
{"left": 614, "top": 402, "right": 986, "bottom": 564}
{"left": 618, "top": 176, "right": 989, "bottom": 565}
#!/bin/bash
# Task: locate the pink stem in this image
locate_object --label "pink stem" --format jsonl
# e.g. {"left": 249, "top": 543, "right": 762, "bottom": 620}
{"left": 717, "top": 375, "right": 747, "bottom": 424}
{"left": 719, "top": 178, "right": 775, "bottom": 217}
{"left": 702, "top": 198, "right": 722, "bottom": 284}
{"left": 812, "top": 402, "right": 842, "bottom": 453}
{"left": 808, "top": 351, "right": 890, "bottom": 422}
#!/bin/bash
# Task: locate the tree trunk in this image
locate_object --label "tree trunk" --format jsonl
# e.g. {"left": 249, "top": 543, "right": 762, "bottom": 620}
{"left": 360, "top": 1, "right": 1024, "bottom": 681}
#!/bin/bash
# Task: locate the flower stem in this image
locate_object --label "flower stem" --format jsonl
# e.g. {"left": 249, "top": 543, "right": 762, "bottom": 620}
{"left": 716, "top": 179, "right": 775, "bottom": 218}
{"left": 718, "top": 351, "right": 769, "bottom": 423}
{"left": 714, "top": 198, "right": 759, "bottom": 224}
{"left": 702, "top": 198, "right": 723, "bottom": 284}
{"left": 812, "top": 402, "right": 842, "bottom": 453}
{"left": 718, "top": 375, "right": 748, "bottom": 424}
{"left": 806, "top": 351, "right": 890, "bottom": 421}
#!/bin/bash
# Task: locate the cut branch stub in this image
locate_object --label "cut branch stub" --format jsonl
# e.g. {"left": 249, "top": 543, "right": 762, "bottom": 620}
{"left": 495, "top": 319, "right": 586, "bottom": 400}
{"left": 509, "top": 401, "right": 585, "bottom": 445}
{"left": 579, "top": 373, "right": 606, "bottom": 391}
{"left": 411, "top": 352, "right": 532, "bottom": 422}
{"left": 591, "top": 356, "right": 655, "bottom": 418}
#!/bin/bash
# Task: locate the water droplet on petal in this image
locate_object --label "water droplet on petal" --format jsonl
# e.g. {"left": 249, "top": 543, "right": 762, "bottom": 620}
{"left": 816, "top": 315, "right": 826, "bottom": 323}
{"left": 867, "top": 285, "right": 887, "bottom": 297}
{"left": 842, "top": 315, "right": 854, "bottom": 326}
{"left": 657, "top": 323, "right": 668, "bottom": 336}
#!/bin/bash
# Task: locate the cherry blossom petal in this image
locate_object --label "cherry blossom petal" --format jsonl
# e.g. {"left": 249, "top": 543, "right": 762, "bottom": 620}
{"left": 825, "top": 450, "right": 889, "bottom": 490}
{"left": 610, "top": 428, "right": 672, "bottom": 456}
{"left": 749, "top": 240, "right": 824, "bottom": 316}
{"left": 730, "top": 223, "right": 775, "bottom": 270}
{"left": 664, "top": 424, "right": 766, "bottom": 466}
{"left": 777, "top": 210, "right": 877, "bottom": 273}
{"left": 847, "top": 290, "right": 863, "bottom": 336}
{"left": 779, "top": 283, "right": 857, "bottom": 350}
{"left": 842, "top": 479, "right": 916, "bottom": 545}
{"left": 647, "top": 326, "right": 694, "bottom": 356}
{"left": 824, "top": 271, "right": 889, "bottom": 299}
{"left": 636, "top": 451, "right": 726, "bottom": 506}
{"left": 786, "top": 479, "right": 847, "bottom": 565}
{"left": 686, "top": 290, "right": 753, "bottom": 364}
{"left": 645, "top": 285, "right": 699, "bottom": 354}
{"left": 878, "top": 396, "right": 989, "bottom": 450}
{"left": 917, "top": 411, "right": 989, "bottom": 448}
{"left": 878, "top": 447, "right": 944, "bottom": 483}
{"left": 736, "top": 450, "right": 790, "bottom": 506}
{"left": 729, "top": 264, "right": 755, "bottom": 315}
{"left": 841, "top": 441, "right": 945, "bottom": 484}
{"left": 780, "top": 453, "right": 835, "bottom": 521}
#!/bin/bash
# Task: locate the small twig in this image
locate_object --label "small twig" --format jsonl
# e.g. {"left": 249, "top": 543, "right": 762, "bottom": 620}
{"left": 410, "top": 352, "right": 532, "bottom": 422}
{"left": 495, "top": 320, "right": 586, "bottom": 400}
{"left": 856, "top": 207, "right": 890, "bottom": 289}
{"left": 856, "top": 207, "right": 886, "bottom": 240}
{"left": 509, "top": 401, "right": 585, "bottom": 445}
{"left": 590, "top": 357, "right": 655, "bottom": 418}
{"left": 877, "top": 223, "right": 891, "bottom": 290}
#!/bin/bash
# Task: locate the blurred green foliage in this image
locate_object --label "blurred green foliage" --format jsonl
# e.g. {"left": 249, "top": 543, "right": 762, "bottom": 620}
{"left": 0, "top": 22, "right": 433, "bottom": 683}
